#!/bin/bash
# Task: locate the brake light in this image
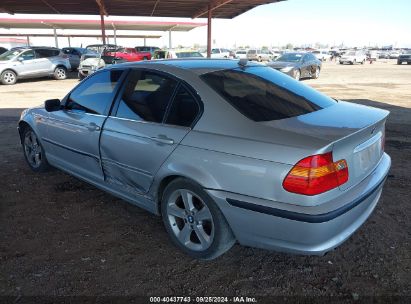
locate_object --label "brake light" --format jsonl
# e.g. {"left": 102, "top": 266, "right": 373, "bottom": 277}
{"left": 283, "top": 152, "right": 348, "bottom": 195}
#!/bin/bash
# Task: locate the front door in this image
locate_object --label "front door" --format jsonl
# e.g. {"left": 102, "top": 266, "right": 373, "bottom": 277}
{"left": 100, "top": 69, "right": 201, "bottom": 194}
{"left": 44, "top": 69, "right": 124, "bottom": 182}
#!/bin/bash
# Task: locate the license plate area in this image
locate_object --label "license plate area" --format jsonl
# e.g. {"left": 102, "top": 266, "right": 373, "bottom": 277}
{"left": 353, "top": 133, "right": 382, "bottom": 178}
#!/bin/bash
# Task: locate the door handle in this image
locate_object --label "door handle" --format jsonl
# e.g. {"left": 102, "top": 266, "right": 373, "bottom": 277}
{"left": 150, "top": 136, "right": 174, "bottom": 145}
{"left": 87, "top": 122, "right": 101, "bottom": 132}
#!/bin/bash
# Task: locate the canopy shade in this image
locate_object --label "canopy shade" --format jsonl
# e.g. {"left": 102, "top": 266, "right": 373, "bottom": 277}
{"left": 0, "top": 0, "right": 282, "bottom": 19}
{"left": 0, "top": 18, "right": 206, "bottom": 32}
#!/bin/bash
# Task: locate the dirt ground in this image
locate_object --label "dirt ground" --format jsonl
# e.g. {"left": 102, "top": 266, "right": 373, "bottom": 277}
{"left": 0, "top": 60, "right": 410, "bottom": 302}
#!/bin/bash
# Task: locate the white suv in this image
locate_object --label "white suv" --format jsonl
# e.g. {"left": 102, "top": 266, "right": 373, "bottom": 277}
{"left": 339, "top": 51, "right": 367, "bottom": 65}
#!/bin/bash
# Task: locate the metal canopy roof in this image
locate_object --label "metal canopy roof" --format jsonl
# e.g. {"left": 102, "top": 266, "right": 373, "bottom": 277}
{"left": 0, "top": 0, "right": 282, "bottom": 19}
{"left": 0, "top": 18, "right": 206, "bottom": 32}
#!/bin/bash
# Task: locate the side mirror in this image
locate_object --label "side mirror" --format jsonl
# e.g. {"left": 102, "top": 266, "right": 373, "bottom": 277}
{"left": 45, "top": 99, "right": 61, "bottom": 112}
{"left": 17, "top": 57, "right": 24, "bottom": 62}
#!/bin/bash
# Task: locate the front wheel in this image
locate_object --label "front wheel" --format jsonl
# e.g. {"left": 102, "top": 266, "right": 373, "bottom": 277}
{"left": 161, "top": 178, "right": 235, "bottom": 260}
{"left": 312, "top": 66, "right": 320, "bottom": 79}
{"left": 294, "top": 69, "right": 301, "bottom": 81}
{"left": 22, "top": 127, "right": 50, "bottom": 172}
{"left": 1, "top": 70, "right": 17, "bottom": 85}
{"left": 54, "top": 66, "right": 67, "bottom": 80}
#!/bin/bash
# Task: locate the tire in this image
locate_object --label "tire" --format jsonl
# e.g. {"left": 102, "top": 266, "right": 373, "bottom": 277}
{"left": 312, "top": 66, "right": 320, "bottom": 79}
{"left": 258, "top": 56, "right": 262, "bottom": 62}
{"left": 397, "top": 61, "right": 402, "bottom": 65}
{"left": 54, "top": 66, "right": 67, "bottom": 80}
{"left": 161, "top": 178, "right": 235, "bottom": 260}
{"left": 294, "top": 69, "right": 301, "bottom": 81}
{"left": 78, "top": 72, "right": 85, "bottom": 81}
{"left": 339, "top": 61, "right": 344, "bottom": 64}
{"left": 22, "top": 127, "right": 50, "bottom": 172}
{"left": 361, "top": 59, "right": 365, "bottom": 64}
{"left": 143, "top": 56, "right": 148, "bottom": 60}
{"left": 351, "top": 60, "right": 356, "bottom": 65}
{"left": 1, "top": 69, "right": 17, "bottom": 85}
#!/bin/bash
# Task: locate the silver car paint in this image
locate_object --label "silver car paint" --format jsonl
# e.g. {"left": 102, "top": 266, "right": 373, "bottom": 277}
{"left": 19, "top": 60, "right": 391, "bottom": 255}
{"left": 0, "top": 49, "right": 71, "bottom": 80}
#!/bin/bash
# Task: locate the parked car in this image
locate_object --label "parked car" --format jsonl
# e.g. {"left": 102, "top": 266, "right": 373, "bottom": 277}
{"left": 367, "top": 50, "right": 378, "bottom": 62}
{"left": 78, "top": 44, "right": 125, "bottom": 80}
{"left": 0, "top": 47, "right": 70, "bottom": 85}
{"left": 339, "top": 51, "right": 367, "bottom": 65}
{"left": 62, "top": 47, "right": 87, "bottom": 70}
{"left": 246, "top": 49, "right": 274, "bottom": 62}
{"left": 267, "top": 52, "right": 322, "bottom": 80}
{"left": 17, "top": 59, "right": 391, "bottom": 259}
{"left": 153, "top": 49, "right": 203, "bottom": 59}
{"left": 201, "top": 48, "right": 233, "bottom": 59}
{"left": 135, "top": 46, "right": 160, "bottom": 56}
{"left": 0, "top": 46, "right": 8, "bottom": 55}
{"left": 389, "top": 51, "right": 400, "bottom": 59}
{"left": 235, "top": 50, "right": 247, "bottom": 59}
{"left": 397, "top": 53, "right": 411, "bottom": 64}
{"left": 106, "top": 47, "right": 151, "bottom": 61}
{"left": 311, "top": 50, "right": 331, "bottom": 61}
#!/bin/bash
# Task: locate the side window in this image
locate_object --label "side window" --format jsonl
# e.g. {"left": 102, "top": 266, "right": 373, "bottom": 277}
{"left": 211, "top": 49, "right": 219, "bottom": 54}
{"left": 18, "top": 50, "right": 35, "bottom": 61}
{"left": 115, "top": 70, "right": 177, "bottom": 123}
{"left": 66, "top": 70, "right": 123, "bottom": 115}
{"left": 166, "top": 85, "right": 200, "bottom": 127}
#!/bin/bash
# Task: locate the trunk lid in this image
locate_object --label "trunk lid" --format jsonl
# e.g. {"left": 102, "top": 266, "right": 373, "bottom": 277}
{"left": 263, "top": 101, "right": 389, "bottom": 190}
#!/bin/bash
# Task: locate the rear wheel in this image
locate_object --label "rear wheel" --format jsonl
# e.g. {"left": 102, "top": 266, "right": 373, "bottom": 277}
{"left": 1, "top": 70, "right": 17, "bottom": 85}
{"left": 258, "top": 56, "right": 262, "bottom": 62}
{"left": 54, "top": 66, "right": 67, "bottom": 80}
{"left": 361, "top": 59, "right": 365, "bottom": 64}
{"left": 78, "top": 72, "right": 85, "bottom": 81}
{"left": 161, "top": 178, "right": 235, "bottom": 260}
{"left": 143, "top": 56, "right": 148, "bottom": 60}
{"left": 22, "top": 127, "right": 50, "bottom": 172}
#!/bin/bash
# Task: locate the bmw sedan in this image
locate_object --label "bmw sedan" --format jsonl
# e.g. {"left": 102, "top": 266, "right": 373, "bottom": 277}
{"left": 18, "top": 59, "right": 390, "bottom": 259}
{"left": 267, "top": 52, "right": 322, "bottom": 80}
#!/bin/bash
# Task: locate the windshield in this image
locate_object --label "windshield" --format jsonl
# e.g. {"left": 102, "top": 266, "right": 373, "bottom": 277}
{"left": 201, "top": 66, "right": 335, "bottom": 122}
{"left": 346, "top": 51, "right": 356, "bottom": 56}
{"left": 276, "top": 53, "right": 303, "bottom": 62}
{"left": 0, "top": 49, "right": 23, "bottom": 61}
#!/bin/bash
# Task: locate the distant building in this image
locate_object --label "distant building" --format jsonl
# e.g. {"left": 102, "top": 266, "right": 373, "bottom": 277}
{"left": 0, "top": 37, "right": 28, "bottom": 49}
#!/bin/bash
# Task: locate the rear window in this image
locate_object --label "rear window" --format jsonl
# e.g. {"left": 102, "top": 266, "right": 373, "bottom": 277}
{"left": 201, "top": 66, "right": 335, "bottom": 122}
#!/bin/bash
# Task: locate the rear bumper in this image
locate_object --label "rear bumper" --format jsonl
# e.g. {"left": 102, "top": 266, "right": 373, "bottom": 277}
{"left": 207, "top": 153, "right": 391, "bottom": 255}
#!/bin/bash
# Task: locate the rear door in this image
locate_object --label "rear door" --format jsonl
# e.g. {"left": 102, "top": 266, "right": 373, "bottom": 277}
{"left": 33, "top": 49, "right": 57, "bottom": 74}
{"left": 100, "top": 69, "right": 201, "bottom": 194}
{"left": 45, "top": 69, "right": 125, "bottom": 182}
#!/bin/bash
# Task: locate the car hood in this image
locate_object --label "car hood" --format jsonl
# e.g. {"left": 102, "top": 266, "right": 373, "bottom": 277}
{"left": 80, "top": 57, "right": 105, "bottom": 68}
{"left": 267, "top": 61, "right": 298, "bottom": 69}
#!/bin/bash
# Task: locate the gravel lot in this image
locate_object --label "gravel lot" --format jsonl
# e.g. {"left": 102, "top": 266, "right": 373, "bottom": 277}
{"left": 0, "top": 60, "right": 410, "bottom": 301}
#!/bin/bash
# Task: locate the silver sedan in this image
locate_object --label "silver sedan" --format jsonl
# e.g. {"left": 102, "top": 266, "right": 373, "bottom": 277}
{"left": 18, "top": 59, "right": 391, "bottom": 259}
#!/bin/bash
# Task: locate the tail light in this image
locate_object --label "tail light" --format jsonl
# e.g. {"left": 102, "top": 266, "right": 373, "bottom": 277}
{"left": 62, "top": 54, "right": 68, "bottom": 59}
{"left": 283, "top": 152, "right": 348, "bottom": 196}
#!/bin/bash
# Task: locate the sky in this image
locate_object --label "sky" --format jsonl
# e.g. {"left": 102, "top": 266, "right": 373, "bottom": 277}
{"left": 0, "top": 0, "right": 410, "bottom": 49}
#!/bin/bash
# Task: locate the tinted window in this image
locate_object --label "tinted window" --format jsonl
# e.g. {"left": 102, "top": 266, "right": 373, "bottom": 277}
{"left": 175, "top": 51, "right": 203, "bottom": 58}
{"left": 35, "top": 49, "right": 60, "bottom": 58}
{"left": 201, "top": 66, "right": 335, "bottom": 122}
{"left": 116, "top": 70, "right": 177, "bottom": 123}
{"left": 166, "top": 85, "right": 199, "bottom": 127}
{"left": 66, "top": 70, "right": 123, "bottom": 115}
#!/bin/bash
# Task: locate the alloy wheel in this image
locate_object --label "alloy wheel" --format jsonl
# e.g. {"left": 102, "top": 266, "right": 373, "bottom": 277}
{"left": 166, "top": 189, "right": 215, "bottom": 251}
{"left": 24, "top": 130, "right": 42, "bottom": 169}
{"left": 3, "top": 72, "right": 16, "bottom": 84}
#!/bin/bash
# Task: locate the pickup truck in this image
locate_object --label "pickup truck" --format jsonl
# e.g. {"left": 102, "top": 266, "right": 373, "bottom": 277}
{"left": 106, "top": 47, "right": 151, "bottom": 61}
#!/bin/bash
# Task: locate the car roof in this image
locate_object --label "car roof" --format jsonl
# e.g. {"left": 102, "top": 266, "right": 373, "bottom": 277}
{"left": 107, "top": 59, "right": 263, "bottom": 74}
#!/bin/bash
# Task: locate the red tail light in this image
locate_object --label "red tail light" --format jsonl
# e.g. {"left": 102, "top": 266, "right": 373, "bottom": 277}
{"left": 283, "top": 152, "right": 348, "bottom": 196}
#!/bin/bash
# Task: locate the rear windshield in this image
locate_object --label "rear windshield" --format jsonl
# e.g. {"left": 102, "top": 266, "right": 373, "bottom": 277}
{"left": 201, "top": 66, "right": 336, "bottom": 122}
{"left": 175, "top": 51, "right": 203, "bottom": 58}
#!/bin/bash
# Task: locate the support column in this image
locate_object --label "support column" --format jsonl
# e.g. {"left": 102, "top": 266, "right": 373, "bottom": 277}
{"left": 168, "top": 30, "right": 172, "bottom": 49}
{"left": 26, "top": 35, "right": 30, "bottom": 46}
{"left": 207, "top": 5, "right": 212, "bottom": 58}
{"left": 144, "top": 37, "right": 146, "bottom": 46}
{"left": 53, "top": 28, "right": 58, "bottom": 48}
{"left": 113, "top": 28, "right": 117, "bottom": 45}
{"left": 100, "top": 12, "right": 106, "bottom": 44}
{"left": 68, "top": 36, "right": 71, "bottom": 47}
